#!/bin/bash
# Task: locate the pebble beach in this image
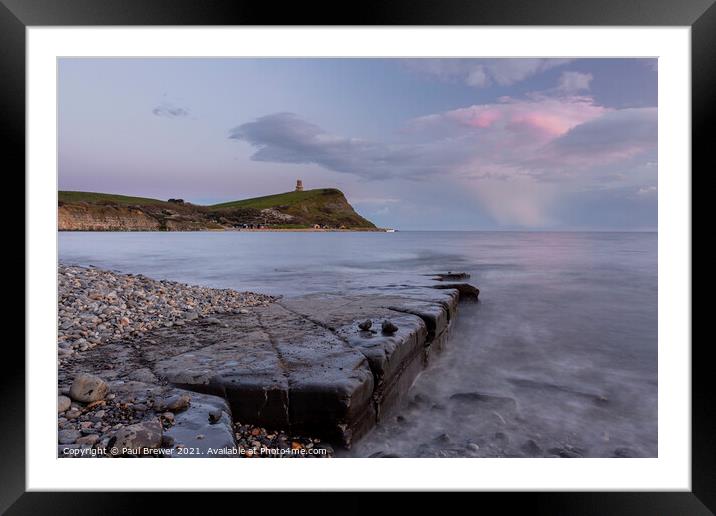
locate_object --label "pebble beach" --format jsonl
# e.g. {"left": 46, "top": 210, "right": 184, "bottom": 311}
{"left": 58, "top": 264, "right": 276, "bottom": 362}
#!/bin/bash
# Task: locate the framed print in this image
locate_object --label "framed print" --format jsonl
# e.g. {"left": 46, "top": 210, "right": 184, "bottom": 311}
{"left": 6, "top": 0, "right": 709, "bottom": 512}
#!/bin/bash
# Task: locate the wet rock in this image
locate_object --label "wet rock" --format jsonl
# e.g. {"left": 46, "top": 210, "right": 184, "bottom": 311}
{"left": 58, "top": 429, "right": 81, "bottom": 444}
{"left": 127, "top": 368, "right": 157, "bottom": 384}
{"left": 157, "top": 390, "right": 236, "bottom": 456}
{"left": 158, "top": 393, "right": 191, "bottom": 412}
{"left": 208, "top": 409, "right": 223, "bottom": 424}
{"left": 433, "top": 272, "right": 470, "bottom": 281}
{"left": 433, "top": 283, "right": 480, "bottom": 301}
{"left": 110, "top": 420, "right": 163, "bottom": 452}
{"left": 69, "top": 373, "right": 109, "bottom": 403}
{"left": 358, "top": 319, "right": 372, "bottom": 331}
{"left": 381, "top": 320, "right": 398, "bottom": 335}
{"left": 58, "top": 395, "right": 71, "bottom": 413}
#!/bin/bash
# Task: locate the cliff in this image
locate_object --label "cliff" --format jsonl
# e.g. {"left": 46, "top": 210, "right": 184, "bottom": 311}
{"left": 58, "top": 189, "right": 377, "bottom": 231}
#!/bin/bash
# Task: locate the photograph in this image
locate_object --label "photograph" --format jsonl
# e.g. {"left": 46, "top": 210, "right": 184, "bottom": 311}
{"left": 56, "top": 57, "right": 658, "bottom": 460}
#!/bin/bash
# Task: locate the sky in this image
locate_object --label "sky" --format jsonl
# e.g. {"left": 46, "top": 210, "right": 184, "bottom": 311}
{"left": 58, "top": 58, "right": 657, "bottom": 231}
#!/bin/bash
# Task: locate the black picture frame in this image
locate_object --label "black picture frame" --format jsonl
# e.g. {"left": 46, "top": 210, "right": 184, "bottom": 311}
{"left": 5, "top": 0, "right": 707, "bottom": 512}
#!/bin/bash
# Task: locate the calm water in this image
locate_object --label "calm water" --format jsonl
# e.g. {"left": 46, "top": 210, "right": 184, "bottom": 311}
{"left": 59, "top": 231, "right": 657, "bottom": 457}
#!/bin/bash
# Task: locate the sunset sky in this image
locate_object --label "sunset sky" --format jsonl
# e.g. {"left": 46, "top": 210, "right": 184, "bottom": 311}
{"left": 58, "top": 58, "right": 657, "bottom": 230}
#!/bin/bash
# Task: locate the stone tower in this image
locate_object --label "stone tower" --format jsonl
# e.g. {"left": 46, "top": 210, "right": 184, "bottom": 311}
{"left": 295, "top": 179, "right": 304, "bottom": 192}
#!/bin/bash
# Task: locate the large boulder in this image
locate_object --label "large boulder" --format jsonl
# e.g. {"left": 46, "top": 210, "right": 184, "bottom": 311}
{"left": 69, "top": 373, "right": 110, "bottom": 403}
{"left": 110, "top": 420, "right": 163, "bottom": 454}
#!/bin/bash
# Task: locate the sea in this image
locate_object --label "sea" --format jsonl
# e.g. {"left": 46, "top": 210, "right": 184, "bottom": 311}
{"left": 59, "top": 231, "right": 657, "bottom": 458}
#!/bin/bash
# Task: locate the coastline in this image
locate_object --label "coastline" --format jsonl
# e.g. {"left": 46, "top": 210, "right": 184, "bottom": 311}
{"left": 57, "top": 264, "right": 477, "bottom": 458}
{"left": 58, "top": 227, "right": 392, "bottom": 233}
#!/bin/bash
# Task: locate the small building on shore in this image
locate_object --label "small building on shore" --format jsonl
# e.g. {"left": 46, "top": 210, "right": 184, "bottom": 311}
{"left": 295, "top": 179, "right": 304, "bottom": 192}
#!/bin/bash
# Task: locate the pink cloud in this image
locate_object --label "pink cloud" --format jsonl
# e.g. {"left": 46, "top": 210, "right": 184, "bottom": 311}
{"left": 418, "top": 96, "right": 607, "bottom": 143}
{"left": 508, "top": 112, "right": 572, "bottom": 137}
{"left": 462, "top": 108, "right": 502, "bottom": 128}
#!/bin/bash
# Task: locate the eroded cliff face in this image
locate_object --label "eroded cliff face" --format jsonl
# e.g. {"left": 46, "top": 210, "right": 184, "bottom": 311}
{"left": 58, "top": 204, "right": 225, "bottom": 231}
{"left": 59, "top": 204, "right": 162, "bottom": 231}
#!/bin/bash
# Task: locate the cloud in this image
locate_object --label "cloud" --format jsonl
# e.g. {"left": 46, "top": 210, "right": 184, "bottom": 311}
{"left": 557, "top": 71, "right": 593, "bottom": 94}
{"left": 636, "top": 185, "right": 657, "bottom": 196}
{"left": 403, "top": 58, "right": 573, "bottom": 88}
{"left": 409, "top": 95, "right": 606, "bottom": 142}
{"left": 536, "top": 107, "right": 657, "bottom": 168}
{"left": 152, "top": 102, "right": 190, "bottom": 118}
{"left": 228, "top": 112, "right": 463, "bottom": 180}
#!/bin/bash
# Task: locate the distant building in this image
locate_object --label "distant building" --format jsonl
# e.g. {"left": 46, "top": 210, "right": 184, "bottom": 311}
{"left": 295, "top": 179, "right": 304, "bottom": 192}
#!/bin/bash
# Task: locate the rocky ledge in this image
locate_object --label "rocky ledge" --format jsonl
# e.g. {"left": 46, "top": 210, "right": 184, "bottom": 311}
{"left": 58, "top": 265, "right": 478, "bottom": 457}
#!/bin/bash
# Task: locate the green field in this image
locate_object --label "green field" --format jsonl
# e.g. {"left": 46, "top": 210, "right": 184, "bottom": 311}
{"left": 210, "top": 189, "right": 342, "bottom": 210}
{"left": 58, "top": 191, "right": 169, "bottom": 206}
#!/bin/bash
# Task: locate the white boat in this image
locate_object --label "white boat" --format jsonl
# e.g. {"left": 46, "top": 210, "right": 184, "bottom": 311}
{"left": 385, "top": 228, "right": 396, "bottom": 233}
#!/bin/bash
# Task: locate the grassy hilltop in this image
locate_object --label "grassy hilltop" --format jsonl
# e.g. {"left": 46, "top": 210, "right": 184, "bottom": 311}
{"left": 58, "top": 188, "right": 377, "bottom": 231}
{"left": 211, "top": 188, "right": 375, "bottom": 229}
{"left": 59, "top": 191, "right": 172, "bottom": 206}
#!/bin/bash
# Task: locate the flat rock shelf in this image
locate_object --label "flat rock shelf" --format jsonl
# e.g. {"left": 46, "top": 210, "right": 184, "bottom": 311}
{"left": 58, "top": 271, "right": 479, "bottom": 455}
